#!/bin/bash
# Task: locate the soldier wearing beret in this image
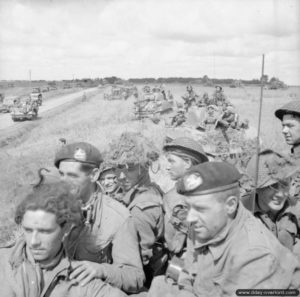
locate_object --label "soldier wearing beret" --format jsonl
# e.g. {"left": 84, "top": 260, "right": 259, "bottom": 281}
{"left": 244, "top": 149, "right": 300, "bottom": 257}
{"left": 54, "top": 142, "right": 145, "bottom": 294}
{"left": 163, "top": 137, "right": 208, "bottom": 257}
{"left": 148, "top": 162, "right": 300, "bottom": 297}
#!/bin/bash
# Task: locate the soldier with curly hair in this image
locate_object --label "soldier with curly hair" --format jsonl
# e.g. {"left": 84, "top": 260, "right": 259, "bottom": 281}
{"left": 0, "top": 181, "right": 127, "bottom": 297}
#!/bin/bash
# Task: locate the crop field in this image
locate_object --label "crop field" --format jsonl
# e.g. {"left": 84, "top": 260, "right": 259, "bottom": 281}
{"left": 0, "top": 83, "right": 299, "bottom": 245}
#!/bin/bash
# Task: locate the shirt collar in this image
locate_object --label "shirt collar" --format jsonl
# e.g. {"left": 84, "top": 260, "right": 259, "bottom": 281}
{"left": 291, "top": 143, "right": 300, "bottom": 159}
{"left": 193, "top": 203, "right": 245, "bottom": 261}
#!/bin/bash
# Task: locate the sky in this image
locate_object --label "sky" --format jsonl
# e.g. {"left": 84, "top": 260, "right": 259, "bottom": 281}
{"left": 0, "top": 0, "right": 299, "bottom": 85}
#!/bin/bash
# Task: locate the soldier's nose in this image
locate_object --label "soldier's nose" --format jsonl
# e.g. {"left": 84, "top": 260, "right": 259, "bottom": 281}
{"left": 186, "top": 209, "right": 197, "bottom": 223}
{"left": 119, "top": 172, "right": 126, "bottom": 180}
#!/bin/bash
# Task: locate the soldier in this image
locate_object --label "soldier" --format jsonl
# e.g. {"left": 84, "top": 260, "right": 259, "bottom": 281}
{"left": 216, "top": 105, "right": 238, "bottom": 129}
{"left": 99, "top": 163, "right": 125, "bottom": 205}
{"left": 0, "top": 181, "right": 127, "bottom": 297}
{"left": 212, "top": 85, "right": 228, "bottom": 106}
{"left": 163, "top": 137, "right": 208, "bottom": 257}
{"left": 148, "top": 162, "right": 300, "bottom": 297}
{"left": 244, "top": 149, "right": 300, "bottom": 257}
{"left": 275, "top": 100, "right": 300, "bottom": 159}
{"left": 275, "top": 100, "right": 300, "bottom": 236}
{"left": 203, "top": 105, "right": 218, "bottom": 127}
{"left": 115, "top": 161, "right": 165, "bottom": 287}
{"left": 54, "top": 142, "right": 144, "bottom": 293}
{"left": 171, "top": 108, "right": 186, "bottom": 127}
{"left": 181, "top": 85, "right": 199, "bottom": 111}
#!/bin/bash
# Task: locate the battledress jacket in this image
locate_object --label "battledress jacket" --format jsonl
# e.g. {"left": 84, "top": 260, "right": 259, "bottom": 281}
{"left": 148, "top": 203, "right": 300, "bottom": 297}
{"left": 68, "top": 191, "right": 145, "bottom": 293}
{"left": 163, "top": 187, "right": 189, "bottom": 255}
{"left": 0, "top": 238, "right": 127, "bottom": 297}
{"left": 254, "top": 198, "right": 300, "bottom": 258}
{"left": 123, "top": 185, "right": 164, "bottom": 267}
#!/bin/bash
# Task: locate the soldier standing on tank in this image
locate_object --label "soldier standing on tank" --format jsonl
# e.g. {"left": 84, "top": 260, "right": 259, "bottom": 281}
{"left": 54, "top": 142, "right": 145, "bottom": 294}
{"left": 163, "top": 137, "right": 208, "bottom": 257}
{"left": 212, "top": 85, "right": 228, "bottom": 106}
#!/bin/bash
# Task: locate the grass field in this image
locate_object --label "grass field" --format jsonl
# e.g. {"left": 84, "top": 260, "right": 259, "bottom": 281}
{"left": 0, "top": 83, "right": 299, "bottom": 244}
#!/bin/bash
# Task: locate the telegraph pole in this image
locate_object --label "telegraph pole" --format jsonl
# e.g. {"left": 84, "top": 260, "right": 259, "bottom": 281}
{"left": 29, "top": 70, "right": 32, "bottom": 89}
{"left": 252, "top": 54, "right": 265, "bottom": 212}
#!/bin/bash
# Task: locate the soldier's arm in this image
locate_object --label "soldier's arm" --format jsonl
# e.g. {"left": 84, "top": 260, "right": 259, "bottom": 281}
{"left": 165, "top": 204, "right": 189, "bottom": 254}
{"left": 201, "top": 247, "right": 300, "bottom": 297}
{"left": 100, "top": 218, "right": 145, "bottom": 293}
{"left": 84, "top": 278, "right": 128, "bottom": 297}
{"left": 130, "top": 204, "right": 163, "bottom": 265}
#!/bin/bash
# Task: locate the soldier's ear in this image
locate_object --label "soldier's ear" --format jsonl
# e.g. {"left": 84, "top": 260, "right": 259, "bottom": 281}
{"left": 90, "top": 168, "right": 101, "bottom": 183}
{"left": 225, "top": 195, "right": 238, "bottom": 216}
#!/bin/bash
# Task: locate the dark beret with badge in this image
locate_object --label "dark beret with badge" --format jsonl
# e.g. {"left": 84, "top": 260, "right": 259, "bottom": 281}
{"left": 54, "top": 142, "right": 103, "bottom": 168}
{"left": 177, "top": 161, "right": 241, "bottom": 196}
{"left": 275, "top": 100, "right": 300, "bottom": 120}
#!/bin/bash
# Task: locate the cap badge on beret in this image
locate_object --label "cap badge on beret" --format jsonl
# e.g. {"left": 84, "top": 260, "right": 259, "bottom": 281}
{"left": 74, "top": 148, "right": 87, "bottom": 162}
{"left": 184, "top": 173, "right": 203, "bottom": 192}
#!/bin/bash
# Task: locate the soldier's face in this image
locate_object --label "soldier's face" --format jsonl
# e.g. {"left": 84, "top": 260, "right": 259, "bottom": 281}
{"left": 22, "top": 210, "right": 64, "bottom": 264}
{"left": 186, "top": 193, "right": 231, "bottom": 243}
{"left": 282, "top": 114, "right": 300, "bottom": 146}
{"left": 99, "top": 171, "right": 118, "bottom": 193}
{"left": 257, "top": 182, "right": 289, "bottom": 214}
{"left": 166, "top": 153, "right": 191, "bottom": 180}
{"left": 58, "top": 161, "right": 93, "bottom": 201}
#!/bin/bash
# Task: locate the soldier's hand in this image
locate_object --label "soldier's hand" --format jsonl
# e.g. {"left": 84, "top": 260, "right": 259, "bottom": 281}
{"left": 69, "top": 260, "right": 106, "bottom": 286}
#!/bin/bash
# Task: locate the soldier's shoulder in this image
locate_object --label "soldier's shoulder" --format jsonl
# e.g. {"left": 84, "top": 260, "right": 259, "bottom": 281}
{"left": 102, "top": 195, "right": 130, "bottom": 219}
{"left": 238, "top": 214, "right": 281, "bottom": 252}
{"left": 129, "top": 186, "right": 163, "bottom": 210}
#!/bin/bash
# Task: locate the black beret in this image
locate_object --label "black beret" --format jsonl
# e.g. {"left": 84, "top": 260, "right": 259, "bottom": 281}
{"left": 177, "top": 161, "right": 241, "bottom": 195}
{"left": 275, "top": 100, "right": 300, "bottom": 120}
{"left": 54, "top": 142, "right": 103, "bottom": 168}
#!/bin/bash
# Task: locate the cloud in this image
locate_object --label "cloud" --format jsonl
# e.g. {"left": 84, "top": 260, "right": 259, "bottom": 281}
{"left": 0, "top": 0, "right": 299, "bottom": 84}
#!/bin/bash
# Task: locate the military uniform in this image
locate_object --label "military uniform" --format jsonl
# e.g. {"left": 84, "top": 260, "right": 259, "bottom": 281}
{"left": 55, "top": 142, "right": 145, "bottom": 293}
{"left": 162, "top": 138, "right": 208, "bottom": 257}
{"left": 67, "top": 185, "right": 144, "bottom": 293}
{"left": 0, "top": 237, "right": 127, "bottom": 297}
{"left": 275, "top": 100, "right": 300, "bottom": 205}
{"left": 148, "top": 162, "right": 300, "bottom": 297}
{"left": 121, "top": 183, "right": 165, "bottom": 287}
{"left": 163, "top": 188, "right": 189, "bottom": 255}
{"left": 244, "top": 149, "right": 300, "bottom": 259}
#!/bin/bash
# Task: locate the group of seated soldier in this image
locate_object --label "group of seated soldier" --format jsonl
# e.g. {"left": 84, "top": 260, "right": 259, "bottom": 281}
{"left": 1, "top": 101, "right": 300, "bottom": 297}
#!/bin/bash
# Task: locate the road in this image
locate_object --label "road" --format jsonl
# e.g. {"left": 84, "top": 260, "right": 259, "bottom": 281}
{"left": 0, "top": 88, "right": 99, "bottom": 131}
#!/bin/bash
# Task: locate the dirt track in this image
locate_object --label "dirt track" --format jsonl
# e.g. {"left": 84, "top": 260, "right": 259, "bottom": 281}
{"left": 0, "top": 88, "right": 99, "bottom": 131}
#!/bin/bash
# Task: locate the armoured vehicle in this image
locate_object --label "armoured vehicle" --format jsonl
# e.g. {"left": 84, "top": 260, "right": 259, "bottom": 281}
{"left": 134, "top": 86, "right": 174, "bottom": 121}
{"left": 104, "top": 85, "right": 137, "bottom": 100}
{"left": 30, "top": 88, "right": 43, "bottom": 106}
{"left": 11, "top": 97, "right": 39, "bottom": 121}
{"left": 0, "top": 95, "right": 20, "bottom": 113}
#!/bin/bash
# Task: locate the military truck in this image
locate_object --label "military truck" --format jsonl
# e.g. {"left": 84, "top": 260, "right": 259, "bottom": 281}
{"left": 30, "top": 88, "right": 43, "bottom": 106}
{"left": 103, "top": 85, "right": 129, "bottom": 100}
{"left": 11, "top": 97, "right": 39, "bottom": 121}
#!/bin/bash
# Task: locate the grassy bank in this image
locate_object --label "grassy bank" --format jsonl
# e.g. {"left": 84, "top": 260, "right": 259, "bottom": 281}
{"left": 0, "top": 84, "right": 299, "bottom": 244}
